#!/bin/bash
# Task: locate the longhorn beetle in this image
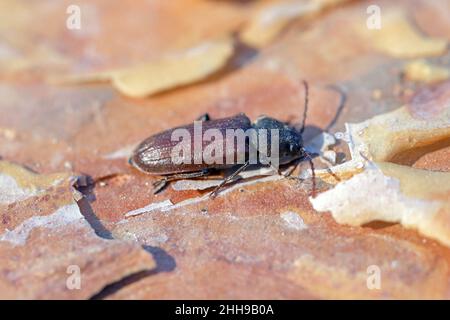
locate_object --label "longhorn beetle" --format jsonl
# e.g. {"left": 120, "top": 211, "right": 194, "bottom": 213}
{"left": 129, "top": 81, "right": 338, "bottom": 198}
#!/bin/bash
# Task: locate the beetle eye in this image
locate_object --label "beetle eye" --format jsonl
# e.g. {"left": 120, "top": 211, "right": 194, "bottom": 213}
{"left": 289, "top": 144, "right": 295, "bottom": 152}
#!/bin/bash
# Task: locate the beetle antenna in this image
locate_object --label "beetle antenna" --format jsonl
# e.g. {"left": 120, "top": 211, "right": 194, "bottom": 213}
{"left": 324, "top": 84, "right": 347, "bottom": 132}
{"left": 299, "top": 80, "right": 309, "bottom": 135}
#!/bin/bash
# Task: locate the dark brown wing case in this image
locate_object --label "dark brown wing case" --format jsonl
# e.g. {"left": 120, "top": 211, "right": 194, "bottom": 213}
{"left": 129, "top": 114, "right": 252, "bottom": 175}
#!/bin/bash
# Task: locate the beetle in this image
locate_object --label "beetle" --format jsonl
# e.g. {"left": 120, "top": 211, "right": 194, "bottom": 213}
{"left": 129, "top": 81, "right": 331, "bottom": 198}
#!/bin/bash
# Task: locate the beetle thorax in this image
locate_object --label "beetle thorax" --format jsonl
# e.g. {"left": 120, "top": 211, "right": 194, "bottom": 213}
{"left": 253, "top": 116, "right": 304, "bottom": 164}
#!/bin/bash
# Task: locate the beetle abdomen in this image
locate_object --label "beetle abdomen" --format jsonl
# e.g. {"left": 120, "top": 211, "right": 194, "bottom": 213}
{"left": 129, "top": 114, "right": 252, "bottom": 175}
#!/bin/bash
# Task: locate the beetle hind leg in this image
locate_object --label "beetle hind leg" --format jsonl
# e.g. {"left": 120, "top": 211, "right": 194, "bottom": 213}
{"left": 152, "top": 178, "right": 169, "bottom": 194}
{"left": 152, "top": 169, "right": 212, "bottom": 194}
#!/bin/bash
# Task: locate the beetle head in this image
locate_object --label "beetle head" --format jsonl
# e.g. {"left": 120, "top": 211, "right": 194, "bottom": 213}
{"left": 254, "top": 116, "right": 305, "bottom": 164}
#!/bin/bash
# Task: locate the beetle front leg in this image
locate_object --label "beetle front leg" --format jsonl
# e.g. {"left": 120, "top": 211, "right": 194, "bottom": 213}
{"left": 282, "top": 158, "right": 303, "bottom": 181}
{"left": 153, "top": 169, "right": 212, "bottom": 194}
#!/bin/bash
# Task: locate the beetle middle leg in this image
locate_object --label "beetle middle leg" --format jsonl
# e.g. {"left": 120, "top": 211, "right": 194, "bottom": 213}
{"left": 209, "top": 161, "right": 250, "bottom": 198}
{"left": 153, "top": 169, "right": 212, "bottom": 194}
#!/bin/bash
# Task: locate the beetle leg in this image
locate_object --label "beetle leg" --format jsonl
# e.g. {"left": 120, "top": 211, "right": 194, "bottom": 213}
{"left": 303, "top": 152, "right": 341, "bottom": 183}
{"left": 266, "top": 163, "right": 283, "bottom": 176}
{"left": 282, "top": 158, "right": 303, "bottom": 180}
{"left": 323, "top": 166, "right": 340, "bottom": 182}
{"left": 153, "top": 169, "right": 211, "bottom": 194}
{"left": 196, "top": 113, "right": 211, "bottom": 121}
{"left": 209, "top": 161, "right": 250, "bottom": 198}
{"left": 153, "top": 178, "right": 169, "bottom": 194}
{"left": 287, "top": 152, "right": 340, "bottom": 197}
{"left": 302, "top": 153, "right": 340, "bottom": 197}
{"left": 303, "top": 152, "right": 316, "bottom": 198}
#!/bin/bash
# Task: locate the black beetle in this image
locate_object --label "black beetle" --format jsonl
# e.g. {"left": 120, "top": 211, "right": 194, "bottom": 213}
{"left": 129, "top": 81, "right": 329, "bottom": 198}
